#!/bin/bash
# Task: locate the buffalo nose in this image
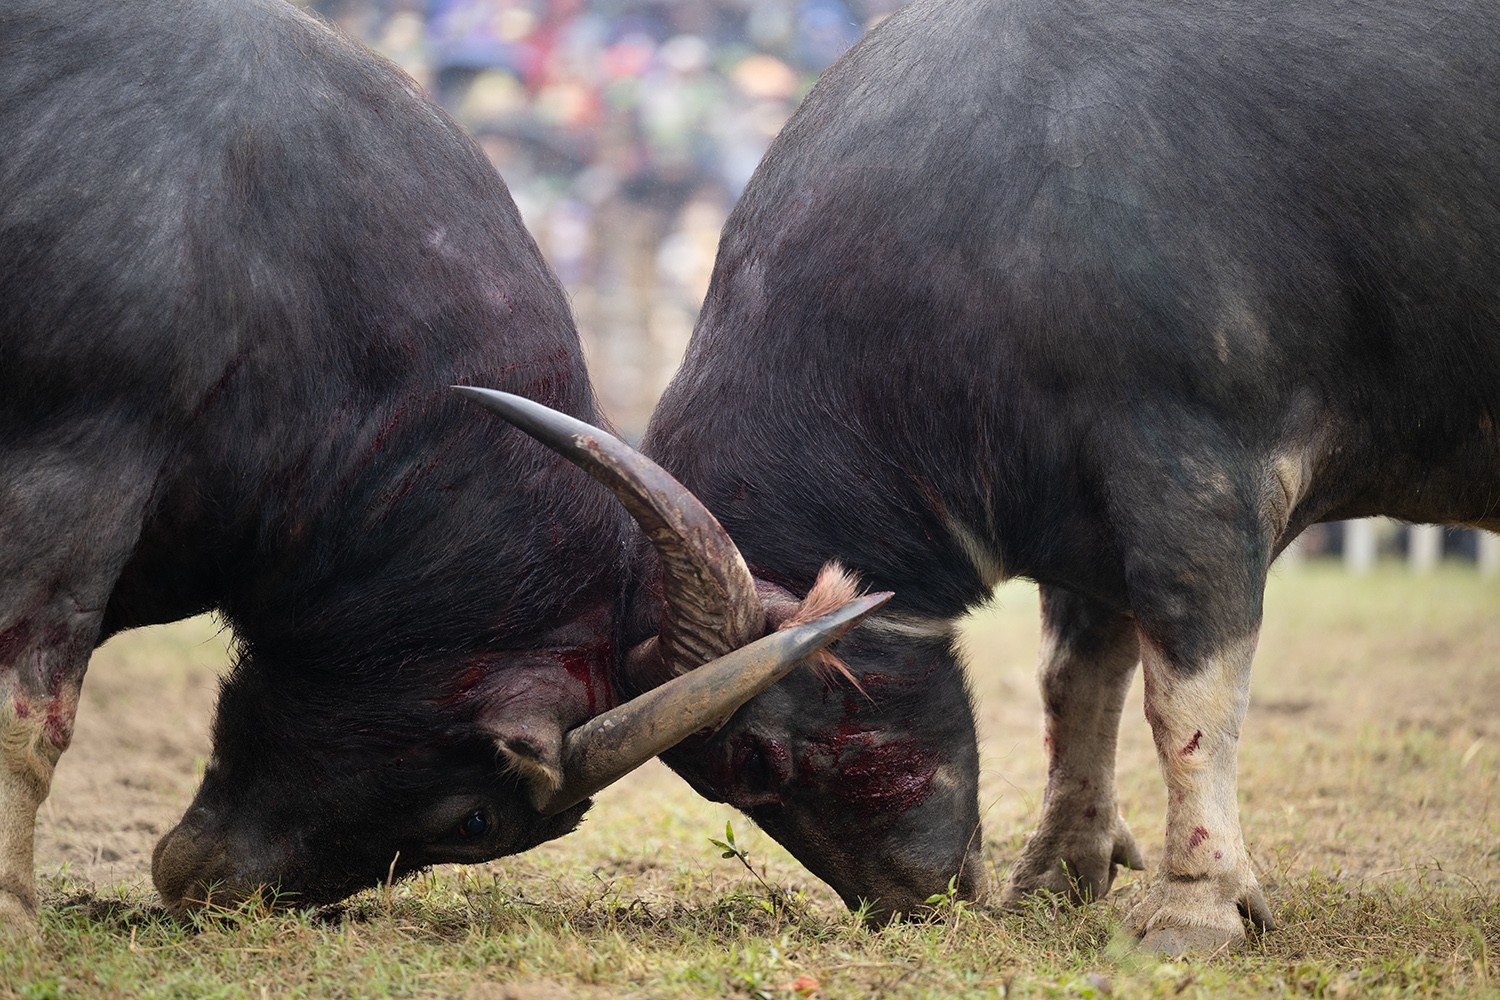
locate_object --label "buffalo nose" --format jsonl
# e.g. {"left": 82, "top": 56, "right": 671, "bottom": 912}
{"left": 152, "top": 808, "right": 231, "bottom": 914}
{"left": 853, "top": 856, "right": 991, "bottom": 926}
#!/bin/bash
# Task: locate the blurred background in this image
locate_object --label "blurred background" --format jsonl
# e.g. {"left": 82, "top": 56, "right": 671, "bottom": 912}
{"left": 301, "top": 0, "right": 903, "bottom": 434}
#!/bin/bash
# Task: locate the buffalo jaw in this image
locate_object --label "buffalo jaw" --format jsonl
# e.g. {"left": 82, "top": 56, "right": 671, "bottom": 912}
{"left": 533, "top": 591, "right": 892, "bottom": 815}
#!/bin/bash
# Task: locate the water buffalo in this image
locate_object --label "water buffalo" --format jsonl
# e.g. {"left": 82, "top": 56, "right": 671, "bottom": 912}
{"left": 0, "top": 0, "right": 883, "bottom": 933}
{"left": 502, "top": 0, "right": 1500, "bottom": 950}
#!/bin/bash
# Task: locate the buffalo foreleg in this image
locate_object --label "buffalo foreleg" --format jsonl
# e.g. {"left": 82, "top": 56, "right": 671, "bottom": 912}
{"left": 0, "top": 666, "right": 80, "bottom": 933}
{"left": 0, "top": 436, "right": 152, "bottom": 933}
{"left": 0, "top": 599, "right": 98, "bottom": 935}
{"left": 1111, "top": 446, "right": 1283, "bottom": 954}
{"left": 1003, "top": 584, "right": 1143, "bottom": 906}
{"left": 1126, "top": 629, "right": 1274, "bottom": 953}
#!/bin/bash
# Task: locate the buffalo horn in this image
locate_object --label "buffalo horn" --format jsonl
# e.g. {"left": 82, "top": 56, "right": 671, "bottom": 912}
{"left": 532, "top": 591, "right": 890, "bottom": 815}
{"left": 453, "top": 386, "right": 766, "bottom": 672}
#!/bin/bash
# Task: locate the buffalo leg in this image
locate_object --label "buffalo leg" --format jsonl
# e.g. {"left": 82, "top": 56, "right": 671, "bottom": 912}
{"left": 0, "top": 441, "right": 151, "bottom": 933}
{"left": 0, "top": 664, "right": 82, "bottom": 933}
{"left": 1127, "top": 627, "right": 1273, "bottom": 953}
{"left": 0, "top": 591, "right": 95, "bottom": 933}
{"left": 1112, "top": 453, "right": 1279, "bottom": 954}
{"left": 1003, "top": 585, "right": 1143, "bottom": 905}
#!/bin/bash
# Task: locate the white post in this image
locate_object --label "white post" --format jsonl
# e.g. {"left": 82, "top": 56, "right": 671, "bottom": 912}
{"left": 1479, "top": 531, "right": 1500, "bottom": 578}
{"left": 1344, "top": 519, "right": 1378, "bottom": 574}
{"left": 1408, "top": 524, "right": 1442, "bottom": 573}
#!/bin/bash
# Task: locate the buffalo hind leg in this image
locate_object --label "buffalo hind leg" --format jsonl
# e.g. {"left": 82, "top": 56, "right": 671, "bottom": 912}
{"left": 1003, "top": 585, "right": 1143, "bottom": 906}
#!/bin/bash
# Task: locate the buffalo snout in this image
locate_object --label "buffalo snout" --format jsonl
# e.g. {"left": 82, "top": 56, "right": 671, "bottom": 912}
{"left": 152, "top": 807, "right": 272, "bottom": 916}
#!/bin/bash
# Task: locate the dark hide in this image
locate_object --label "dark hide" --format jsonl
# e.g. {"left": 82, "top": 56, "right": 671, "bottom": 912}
{"left": 0, "top": 0, "right": 628, "bottom": 915}
{"left": 641, "top": 0, "right": 1500, "bottom": 942}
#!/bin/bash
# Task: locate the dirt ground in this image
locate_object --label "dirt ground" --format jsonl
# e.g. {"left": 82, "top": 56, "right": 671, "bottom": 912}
{"left": 34, "top": 619, "right": 229, "bottom": 890}
{"left": 33, "top": 564, "right": 1500, "bottom": 909}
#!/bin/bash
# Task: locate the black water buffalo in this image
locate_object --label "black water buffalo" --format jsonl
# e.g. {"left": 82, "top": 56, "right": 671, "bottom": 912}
{"left": 505, "top": 0, "right": 1500, "bottom": 950}
{"left": 0, "top": 0, "right": 882, "bottom": 932}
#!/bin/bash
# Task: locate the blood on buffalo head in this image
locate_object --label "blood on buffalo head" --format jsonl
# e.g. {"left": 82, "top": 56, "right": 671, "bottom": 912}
{"left": 460, "top": 393, "right": 986, "bottom": 924}
{"left": 151, "top": 390, "right": 886, "bottom": 914}
{"left": 659, "top": 600, "right": 986, "bottom": 923}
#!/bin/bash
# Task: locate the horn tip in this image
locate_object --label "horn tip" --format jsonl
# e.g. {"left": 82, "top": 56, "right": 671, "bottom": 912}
{"left": 841, "top": 591, "right": 893, "bottom": 621}
{"left": 784, "top": 590, "right": 894, "bottom": 658}
{"left": 452, "top": 384, "right": 517, "bottom": 408}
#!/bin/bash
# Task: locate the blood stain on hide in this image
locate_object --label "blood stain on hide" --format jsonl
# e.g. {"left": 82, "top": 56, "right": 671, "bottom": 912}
{"left": 438, "top": 658, "right": 496, "bottom": 708}
{"left": 42, "top": 695, "right": 77, "bottom": 750}
{"left": 0, "top": 621, "right": 34, "bottom": 663}
{"left": 835, "top": 736, "right": 941, "bottom": 816}
{"left": 799, "top": 722, "right": 941, "bottom": 817}
{"left": 379, "top": 443, "right": 457, "bottom": 517}
{"left": 370, "top": 404, "right": 408, "bottom": 454}
{"left": 558, "top": 646, "right": 612, "bottom": 714}
{"left": 1182, "top": 730, "right": 1202, "bottom": 755}
{"left": 1189, "top": 826, "right": 1210, "bottom": 850}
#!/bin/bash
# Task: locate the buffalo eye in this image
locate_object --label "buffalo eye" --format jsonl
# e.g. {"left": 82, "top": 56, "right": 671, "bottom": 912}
{"left": 733, "top": 734, "right": 787, "bottom": 792}
{"left": 742, "top": 745, "right": 771, "bottom": 789}
{"left": 454, "top": 810, "right": 488, "bottom": 839}
{"left": 724, "top": 735, "right": 789, "bottom": 809}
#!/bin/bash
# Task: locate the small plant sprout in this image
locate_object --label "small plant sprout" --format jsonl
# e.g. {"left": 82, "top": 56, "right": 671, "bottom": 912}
{"left": 925, "top": 873, "right": 972, "bottom": 930}
{"left": 710, "top": 820, "right": 793, "bottom": 917}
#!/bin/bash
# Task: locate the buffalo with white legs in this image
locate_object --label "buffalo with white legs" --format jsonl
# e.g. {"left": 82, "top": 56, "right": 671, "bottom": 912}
{"left": 605, "top": 0, "right": 1499, "bottom": 951}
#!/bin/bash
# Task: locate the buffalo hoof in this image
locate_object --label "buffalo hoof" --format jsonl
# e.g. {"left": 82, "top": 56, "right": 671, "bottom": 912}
{"left": 1138, "top": 923, "right": 1240, "bottom": 956}
{"left": 1127, "top": 871, "right": 1274, "bottom": 955}
{"left": 1002, "top": 812, "right": 1144, "bottom": 906}
{"left": 0, "top": 888, "right": 39, "bottom": 938}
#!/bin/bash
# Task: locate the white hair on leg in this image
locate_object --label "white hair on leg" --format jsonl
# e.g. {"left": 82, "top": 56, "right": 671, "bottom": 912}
{"left": 1129, "top": 631, "right": 1272, "bottom": 954}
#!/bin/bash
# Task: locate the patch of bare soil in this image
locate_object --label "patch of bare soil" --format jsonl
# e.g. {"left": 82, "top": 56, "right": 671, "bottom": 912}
{"left": 35, "top": 618, "right": 230, "bottom": 891}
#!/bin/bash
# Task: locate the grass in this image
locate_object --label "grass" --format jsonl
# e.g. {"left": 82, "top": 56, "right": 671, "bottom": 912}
{"left": 5, "top": 564, "right": 1498, "bottom": 998}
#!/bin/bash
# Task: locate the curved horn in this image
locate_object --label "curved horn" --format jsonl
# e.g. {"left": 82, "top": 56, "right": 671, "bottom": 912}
{"left": 454, "top": 386, "right": 764, "bottom": 672}
{"left": 533, "top": 591, "right": 891, "bottom": 815}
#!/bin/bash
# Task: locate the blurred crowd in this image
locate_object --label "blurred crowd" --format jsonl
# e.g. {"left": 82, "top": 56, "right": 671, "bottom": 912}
{"left": 307, "top": 0, "right": 902, "bottom": 431}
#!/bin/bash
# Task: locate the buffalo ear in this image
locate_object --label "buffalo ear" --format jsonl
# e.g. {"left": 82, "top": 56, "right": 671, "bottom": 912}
{"left": 494, "top": 721, "right": 565, "bottom": 796}
{"left": 475, "top": 668, "right": 587, "bottom": 802}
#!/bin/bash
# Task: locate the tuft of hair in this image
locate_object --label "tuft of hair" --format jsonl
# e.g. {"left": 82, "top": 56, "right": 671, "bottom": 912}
{"left": 496, "top": 738, "right": 563, "bottom": 793}
{"left": 777, "top": 561, "right": 867, "bottom": 693}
